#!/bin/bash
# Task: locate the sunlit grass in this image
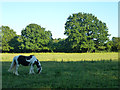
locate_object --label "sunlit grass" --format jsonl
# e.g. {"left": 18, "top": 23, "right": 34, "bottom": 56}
{"left": 1, "top": 52, "right": 118, "bottom": 62}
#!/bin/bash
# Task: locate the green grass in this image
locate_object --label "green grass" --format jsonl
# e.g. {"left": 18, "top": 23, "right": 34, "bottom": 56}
{"left": 2, "top": 60, "right": 118, "bottom": 88}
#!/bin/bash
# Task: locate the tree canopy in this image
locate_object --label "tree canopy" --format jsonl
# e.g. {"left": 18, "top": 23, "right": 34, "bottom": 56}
{"left": 111, "top": 37, "right": 120, "bottom": 52}
{"left": 21, "top": 24, "right": 52, "bottom": 52}
{"left": 1, "top": 26, "right": 17, "bottom": 52}
{"left": 1, "top": 12, "right": 119, "bottom": 53}
{"left": 64, "top": 12, "right": 111, "bottom": 52}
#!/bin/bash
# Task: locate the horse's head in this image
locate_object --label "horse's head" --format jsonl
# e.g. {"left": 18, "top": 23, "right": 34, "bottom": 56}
{"left": 34, "top": 59, "right": 42, "bottom": 74}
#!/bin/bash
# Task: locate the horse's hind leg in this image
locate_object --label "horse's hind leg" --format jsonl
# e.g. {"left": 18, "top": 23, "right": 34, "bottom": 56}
{"left": 14, "top": 64, "right": 19, "bottom": 76}
{"left": 13, "top": 64, "right": 16, "bottom": 74}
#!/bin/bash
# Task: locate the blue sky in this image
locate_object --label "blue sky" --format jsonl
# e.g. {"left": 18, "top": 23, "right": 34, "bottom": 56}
{"left": 1, "top": 2, "right": 118, "bottom": 39}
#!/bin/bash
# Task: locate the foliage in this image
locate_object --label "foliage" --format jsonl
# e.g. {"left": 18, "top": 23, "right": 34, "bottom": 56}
{"left": 111, "top": 37, "right": 120, "bottom": 52}
{"left": 0, "top": 29, "right": 2, "bottom": 51}
{"left": 1, "top": 26, "right": 17, "bottom": 52}
{"left": 64, "top": 12, "right": 110, "bottom": 52}
{"left": 21, "top": 24, "right": 52, "bottom": 52}
{"left": 50, "top": 38, "right": 67, "bottom": 52}
{"left": 9, "top": 35, "right": 24, "bottom": 52}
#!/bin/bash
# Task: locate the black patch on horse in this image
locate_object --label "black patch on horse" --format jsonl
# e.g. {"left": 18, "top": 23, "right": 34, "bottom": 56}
{"left": 17, "top": 55, "right": 33, "bottom": 66}
{"left": 26, "top": 55, "right": 34, "bottom": 60}
{"left": 34, "top": 59, "right": 40, "bottom": 68}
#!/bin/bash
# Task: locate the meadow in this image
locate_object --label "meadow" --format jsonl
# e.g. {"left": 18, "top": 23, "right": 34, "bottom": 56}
{"left": 1, "top": 53, "right": 119, "bottom": 88}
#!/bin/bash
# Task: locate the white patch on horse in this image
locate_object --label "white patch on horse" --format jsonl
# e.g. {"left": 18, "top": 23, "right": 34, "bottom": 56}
{"left": 26, "top": 56, "right": 37, "bottom": 63}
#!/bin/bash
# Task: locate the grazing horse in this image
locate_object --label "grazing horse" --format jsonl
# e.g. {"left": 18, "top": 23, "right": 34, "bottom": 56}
{"left": 8, "top": 55, "right": 42, "bottom": 75}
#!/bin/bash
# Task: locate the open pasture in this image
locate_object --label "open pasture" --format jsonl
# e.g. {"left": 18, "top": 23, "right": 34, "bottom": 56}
{"left": 2, "top": 61, "right": 118, "bottom": 88}
{"left": 1, "top": 53, "right": 119, "bottom": 88}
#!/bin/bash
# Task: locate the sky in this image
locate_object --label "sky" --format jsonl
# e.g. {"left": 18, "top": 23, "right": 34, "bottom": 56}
{"left": 1, "top": 1, "right": 119, "bottom": 39}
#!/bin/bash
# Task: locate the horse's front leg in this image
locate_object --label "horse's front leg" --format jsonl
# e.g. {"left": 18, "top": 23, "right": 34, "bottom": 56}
{"left": 29, "top": 64, "right": 35, "bottom": 74}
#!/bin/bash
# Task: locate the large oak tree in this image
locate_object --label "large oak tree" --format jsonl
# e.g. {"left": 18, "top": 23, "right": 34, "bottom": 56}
{"left": 64, "top": 12, "right": 110, "bottom": 52}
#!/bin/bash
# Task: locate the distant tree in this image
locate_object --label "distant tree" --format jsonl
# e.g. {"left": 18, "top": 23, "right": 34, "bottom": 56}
{"left": 21, "top": 24, "right": 52, "bottom": 52}
{"left": 64, "top": 12, "right": 110, "bottom": 52}
{"left": 48, "top": 38, "right": 59, "bottom": 52}
{"left": 112, "top": 37, "right": 120, "bottom": 52}
{"left": 51, "top": 38, "right": 66, "bottom": 52}
{"left": 8, "top": 35, "right": 24, "bottom": 52}
{"left": 105, "top": 40, "right": 113, "bottom": 52}
{"left": 1, "top": 26, "right": 17, "bottom": 52}
{"left": 0, "top": 29, "right": 2, "bottom": 52}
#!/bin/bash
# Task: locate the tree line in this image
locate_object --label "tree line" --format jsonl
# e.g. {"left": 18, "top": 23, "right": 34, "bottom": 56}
{"left": 1, "top": 12, "right": 119, "bottom": 53}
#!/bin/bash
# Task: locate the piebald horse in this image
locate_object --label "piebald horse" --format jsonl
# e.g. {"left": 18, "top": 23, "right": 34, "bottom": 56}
{"left": 8, "top": 55, "right": 42, "bottom": 75}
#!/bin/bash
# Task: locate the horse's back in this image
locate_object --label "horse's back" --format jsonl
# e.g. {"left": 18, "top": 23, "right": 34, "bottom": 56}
{"left": 17, "top": 55, "right": 30, "bottom": 66}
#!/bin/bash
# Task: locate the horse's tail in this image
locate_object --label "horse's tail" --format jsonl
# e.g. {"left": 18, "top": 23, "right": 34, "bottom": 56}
{"left": 8, "top": 56, "right": 17, "bottom": 72}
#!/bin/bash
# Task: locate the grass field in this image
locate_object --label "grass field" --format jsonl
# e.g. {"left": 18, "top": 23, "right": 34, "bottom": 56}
{"left": 2, "top": 61, "right": 118, "bottom": 88}
{"left": 1, "top": 53, "right": 119, "bottom": 88}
